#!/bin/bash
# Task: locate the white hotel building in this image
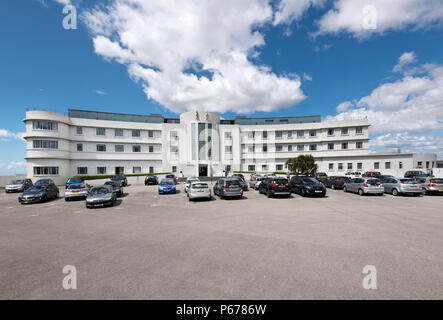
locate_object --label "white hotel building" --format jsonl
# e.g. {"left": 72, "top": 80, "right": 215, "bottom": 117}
{"left": 24, "top": 109, "right": 437, "bottom": 184}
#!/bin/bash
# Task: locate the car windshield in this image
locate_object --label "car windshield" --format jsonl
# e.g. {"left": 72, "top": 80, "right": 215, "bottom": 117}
{"left": 192, "top": 183, "right": 208, "bottom": 189}
{"left": 104, "top": 182, "right": 117, "bottom": 186}
{"left": 160, "top": 180, "right": 173, "bottom": 185}
{"left": 90, "top": 187, "right": 109, "bottom": 195}
{"left": 10, "top": 180, "right": 24, "bottom": 184}
{"left": 301, "top": 177, "right": 318, "bottom": 184}
{"left": 28, "top": 185, "right": 45, "bottom": 192}
{"left": 256, "top": 178, "right": 263, "bottom": 182}
{"left": 318, "top": 173, "right": 327, "bottom": 177}
{"left": 35, "top": 179, "right": 51, "bottom": 185}
{"left": 413, "top": 171, "right": 427, "bottom": 176}
{"left": 68, "top": 184, "right": 86, "bottom": 190}
{"left": 68, "top": 178, "right": 82, "bottom": 182}
{"left": 430, "top": 179, "right": 443, "bottom": 184}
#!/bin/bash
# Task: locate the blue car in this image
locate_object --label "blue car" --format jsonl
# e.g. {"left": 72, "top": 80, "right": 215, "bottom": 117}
{"left": 158, "top": 178, "right": 176, "bottom": 194}
{"left": 65, "top": 177, "right": 84, "bottom": 189}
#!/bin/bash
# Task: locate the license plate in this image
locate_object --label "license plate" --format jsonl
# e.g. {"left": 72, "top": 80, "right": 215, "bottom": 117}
{"left": 198, "top": 190, "right": 204, "bottom": 193}
{"left": 315, "top": 190, "right": 323, "bottom": 193}
{"left": 230, "top": 187, "right": 238, "bottom": 190}
{"left": 279, "top": 185, "right": 286, "bottom": 188}
{"left": 439, "top": 189, "right": 443, "bottom": 192}
{"left": 372, "top": 185, "right": 380, "bottom": 187}
{"left": 72, "top": 191, "right": 80, "bottom": 193}
{"left": 409, "top": 186, "right": 417, "bottom": 188}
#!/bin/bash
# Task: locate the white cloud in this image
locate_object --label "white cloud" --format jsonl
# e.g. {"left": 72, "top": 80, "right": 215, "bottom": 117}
{"left": 0, "top": 129, "right": 26, "bottom": 142}
{"left": 95, "top": 90, "right": 108, "bottom": 95}
{"left": 83, "top": 0, "right": 307, "bottom": 114}
{"left": 303, "top": 73, "right": 312, "bottom": 81}
{"left": 371, "top": 133, "right": 443, "bottom": 158}
{"left": 393, "top": 51, "right": 417, "bottom": 73}
{"left": 313, "top": 43, "right": 332, "bottom": 52}
{"left": 6, "top": 161, "right": 26, "bottom": 170}
{"left": 273, "top": 0, "right": 326, "bottom": 25}
{"left": 315, "top": 0, "right": 443, "bottom": 39}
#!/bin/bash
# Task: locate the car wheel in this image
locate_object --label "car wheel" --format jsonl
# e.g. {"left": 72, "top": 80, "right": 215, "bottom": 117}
{"left": 65, "top": 197, "right": 69, "bottom": 201}
{"left": 301, "top": 189, "right": 306, "bottom": 197}
{"left": 343, "top": 186, "right": 347, "bottom": 193}
{"left": 358, "top": 189, "right": 364, "bottom": 196}
{"left": 331, "top": 184, "right": 335, "bottom": 190}
{"left": 392, "top": 189, "right": 399, "bottom": 196}
{"left": 414, "top": 193, "right": 421, "bottom": 197}
{"left": 267, "top": 191, "right": 271, "bottom": 198}
{"left": 42, "top": 195, "right": 48, "bottom": 202}
{"left": 422, "top": 188, "right": 428, "bottom": 195}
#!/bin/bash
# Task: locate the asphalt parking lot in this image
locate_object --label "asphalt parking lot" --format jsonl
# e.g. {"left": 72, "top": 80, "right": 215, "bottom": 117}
{"left": 0, "top": 183, "right": 442, "bottom": 299}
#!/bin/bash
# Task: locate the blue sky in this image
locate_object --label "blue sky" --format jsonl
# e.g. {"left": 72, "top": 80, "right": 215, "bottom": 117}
{"left": 1, "top": 0, "right": 442, "bottom": 174}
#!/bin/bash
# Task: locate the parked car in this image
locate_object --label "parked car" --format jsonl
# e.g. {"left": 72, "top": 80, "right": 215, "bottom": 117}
{"left": 34, "top": 179, "right": 56, "bottom": 186}
{"left": 111, "top": 175, "right": 128, "bottom": 186}
{"left": 145, "top": 175, "right": 159, "bottom": 185}
{"left": 185, "top": 177, "right": 200, "bottom": 193}
{"left": 64, "top": 183, "right": 90, "bottom": 201}
{"left": 5, "top": 179, "right": 33, "bottom": 193}
{"left": 104, "top": 180, "right": 123, "bottom": 197}
{"left": 379, "top": 175, "right": 395, "bottom": 182}
{"left": 344, "top": 178, "right": 384, "bottom": 196}
{"left": 323, "top": 176, "right": 349, "bottom": 190}
{"left": 362, "top": 171, "right": 381, "bottom": 178}
{"left": 188, "top": 182, "right": 212, "bottom": 201}
{"left": 381, "top": 177, "right": 422, "bottom": 196}
{"left": 232, "top": 177, "right": 248, "bottom": 191}
{"left": 315, "top": 172, "right": 328, "bottom": 180}
{"left": 232, "top": 173, "right": 245, "bottom": 181}
{"left": 213, "top": 178, "right": 243, "bottom": 199}
{"left": 404, "top": 170, "right": 428, "bottom": 179}
{"left": 158, "top": 178, "right": 177, "bottom": 194}
{"left": 249, "top": 176, "right": 263, "bottom": 190}
{"left": 345, "top": 171, "right": 362, "bottom": 179}
{"left": 65, "top": 177, "right": 84, "bottom": 189}
{"left": 420, "top": 177, "right": 443, "bottom": 195}
{"left": 259, "top": 177, "right": 291, "bottom": 198}
{"left": 18, "top": 184, "right": 59, "bottom": 204}
{"left": 86, "top": 185, "right": 116, "bottom": 208}
{"left": 165, "top": 174, "right": 177, "bottom": 184}
{"left": 290, "top": 176, "right": 326, "bottom": 197}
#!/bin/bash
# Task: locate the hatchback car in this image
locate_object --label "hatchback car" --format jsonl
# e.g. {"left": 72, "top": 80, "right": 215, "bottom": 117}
{"left": 249, "top": 176, "right": 263, "bottom": 190}
{"left": 34, "top": 179, "right": 56, "bottom": 186}
{"left": 188, "top": 182, "right": 212, "bottom": 201}
{"left": 232, "top": 173, "right": 245, "bottom": 181}
{"left": 158, "top": 179, "right": 177, "bottom": 194}
{"left": 5, "top": 179, "right": 33, "bottom": 193}
{"left": 144, "top": 175, "right": 159, "bottom": 185}
{"left": 259, "top": 177, "right": 291, "bottom": 198}
{"left": 64, "top": 183, "right": 90, "bottom": 201}
{"left": 404, "top": 170, "right": 428, "bottom": 179}
{"left": 362, "top": 171, "right": 381, "bottom": 178}
{"left": 381, "top": 177, "right": 422, "bottom": 196}
{"left": 18, "top": 184, "right": 59, "bottom": 204}
{"left": 323, "top": 176, "right": 349, "bottom": 190}
{"left": 111, "top": 175, "right": 128, "bottom": 186}
{"left": 185, "top": 177, "right": 200, "bottom": 193}
{"left": 165, "top": 174, "right": 177, "bottom": 184}
{"left": 344, "top": 178, "right": 384, "bottom": 196}
{"left": 345, "top": 171, "right": 362, "bottom": 179}
{"left": 420, "top": 177, "right": 443, "bottom": 195}
{"left": 213, "top": 178, "right": 243, "bottom": 199}
{"left": 65, "top": 177, "right": 84, "bottom": 189}
{"left": 290, "top": 176, "right": 326, "bottom": 197}
{"left": 86, "top": 185, "right": 116, "bottom": 208}
{"left": 231, "top": 177, "right": 248, "bottom": 191}
{"left": 104, "top": 180, "right": 123, "bottom": 197}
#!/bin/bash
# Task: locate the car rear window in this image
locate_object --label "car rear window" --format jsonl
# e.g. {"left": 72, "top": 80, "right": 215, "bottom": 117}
{"left": 430, "top": 179, "right": 443, "bottom": 184}
{"left": 68, "top": 184, "right": 86, "bottom": 189}
{"left": 399, "top": 179, "right": 417, "bottom": 184}
{"left": 367, "top": 179, "right": 380, "bottom": 185}
{"left": 273, "top": 179, "right": 288, "bottom": 184}
{"left": 192, "top": 183, "right": 208, "bottom": 189}
{"left": 226, "top": 180, "right": 241, "bottom": 187}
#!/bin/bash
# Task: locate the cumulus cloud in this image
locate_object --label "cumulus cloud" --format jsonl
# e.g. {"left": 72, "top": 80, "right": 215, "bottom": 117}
{"left": 0, "top": 129, "right": 26, "bottom": 142}
{"left": 82, "top": 0, "right": 307, "bottom": 114}
{"left": 6, "top": 161, "right": 27, "bottom": 170}
{"left": 95, "top": 90, "right": 108, "bottom": 95}
{"left": 393, "top": 51, "right": 417, "bottom": 73}
{"left": 315, "top": 0, "right": 443, "bottom": 39}
{"left": 371, "top": 133, "right": 443, "bottom": 158}
{"left": 273, "top": 0, "right": 326, "bottom": 25}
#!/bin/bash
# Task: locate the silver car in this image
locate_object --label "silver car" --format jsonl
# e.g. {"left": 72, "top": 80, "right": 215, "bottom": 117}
{"left": 419, "top": 177, "right": 443, "bottom": 195}
{"left": 5, "top": 179, "right": 33, "bottom": 193}
{"left": 213, "top": 178, "right": 243, "bottom": 199}
{"left": 64, "top": 183, "right": 90, "bottom": 201}
{"left": 86, "top": 185, "right": 116, "bottom": 208}
{"left": 344, "top": 177, "right": 384, "bottom": 196}
{"left": 188, "top": 182, "right": 211, "bottom": 201}
{"left": 249, "top": 177, "right": 263, "bottom": 190}
{"left": 185, "top": 177, "right": 200, "bottom": 193}
{"left": 381, "top": 177, "right": 422, "bottom": 196}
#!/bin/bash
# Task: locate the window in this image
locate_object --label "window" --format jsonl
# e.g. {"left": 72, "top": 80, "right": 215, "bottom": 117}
{"left": 297, "top": 144, "right": 304, "bottom": 151}
{"left": 342, "top": 142, "right": 348, "bottom": 150}
{"left": 385, "top": 162, "right": 391, "bottom": 169}
{"left": 96, "top": 144, "right": 106, "bottom": 152}
{"left": 248, "top": 145, "right": 255, "bottom": 153}
{"left": 96, "top": 128, "right": 106, "bottom": 136}
{"left": 248, "top": 131, "right": 255, "bottom": 139}
{"left": 297, "top": 130, "right": 304, "bottom": 138}
{"left": 77, "top": 167, "right": 88, "bottom": 175}
{"left": 374, "top": 162, "right": 380, "bottom": 169}
{"left": 309, "top": 144, "right": 317, "bottom": 151}
{"left": 275, "top": 131, "right": 283, "bottom": 139}
{"left": 149, "top": 146, "right": 154, "bottom": 153}
{"left": 170, "top": 131, "right": 178, "bottom": 139}
{"left": 263, "top": 144, "right": 268, "bottom": 152}
{"left": 148, "top": 130, "right": 154, "bottom": 138}
{"left": 329, "top": 163, "right": 334, "bottom": 170}
{"left": 248, "top": 165, "right": 256, "bottom": 172}
{"left": 132, "top": 130, "right": 141, "bottom": 137}
{"left": 356, "top": 127, "right": 363, "bottom": 135}
{"left": 327, "top": 128, "right": 334, "bottom": 136}
{"left": 399, "top": 161, "right": 403, "bottom": 169}
{"left": 356, "top": 142, "right": 363, "bottom": 149}
{"left": 33, "top": 140, "right": 58, "bottom": 149}
{"left": 76, "top": 127, "right": 83, "bottom": 135}
{"left": 262, "top": 164, "right": 269, "bottom": 171}
{"left": 338, "top": 163, "right": 343, "bottom": 170}
{"left": 426, "top": 161, "right": 430, "bottom": 169}
{"left": 97, "top": 167, "right": 107, "bottom": 175}
{"left": 172, "top": 166, "right": 177, "bottom": 173}
{"left": 225, "top": 131, "right": 232, "bottom": 139}
{"left": 288, "top": 145, "right": 293, "bottom": 152}
{"left": 276, "top": 145, "right": 283, "bottom": 152}
{"left": 225, "top": 145, "right": 232, "bottom": 153}
{"left": 132, "top": 145, "right": 141, "bottom": 153}
{"left": 115, "top": 129, "right": 123, "bottom": 137}
{"left": 417, "top": 161, "right": 423, "bottom": 168}
{"left": 341, "top": 128, "right": 349, "bottom": 135}
{"left": 149, "top": 166, "right": 154, "bottom": 174}
{"left": 77, "top": 143, "right": 83, "bottom": 152}
{"left": 276, "top": 164, "right": 284, "bottom": 171}
{"left": 287, "top": 131, "right": 293, "bottom": 138}
{"left": 115, "top": 145, "right": 124, "bottom": 152}
{"left": 133, "top": 167, "right": 142, "bottom": 174}
{"left": 309, "top": 130, "right": 316, "bottom": 137}
{"left": 33, "top": 121, "right": 57, "bottom": 131}
{"left": 170, "top": 146, "right": 178, "bottom": 153}
{"left": 33, "top": 167, "right": 59, "bottom": 175}
{"left": 357, "top": 163, "right": 363, "bottom": 170}
{"left": 328, "top": 143, "right": 334, "bottom": 150}
{"left": 347, "top": 163, "right": 353, "bottom": 170}
{"left": 263, "top": 131, "right": 268, "bottom": 139}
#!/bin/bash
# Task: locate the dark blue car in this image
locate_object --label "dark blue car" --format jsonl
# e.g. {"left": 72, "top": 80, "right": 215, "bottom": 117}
{"left": 65, "top": 177, "right": 84, "bottom": 189}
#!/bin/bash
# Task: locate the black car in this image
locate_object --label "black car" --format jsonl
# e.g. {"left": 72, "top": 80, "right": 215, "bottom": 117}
{"left": 18, "top": 184, "right": 59, "bottom": 204}
{"left": 111, "top": 175, "right": 128, "bottom": 186}
{"left": 404, "top": 170, "right": 428, "bottom": 179}
{"left": 165, "top": 174, "right": 177, "bottom": 184}
{"left": 104, "top": 180, "right": 123, "bottom": 197}
{"left": 290, "top": 176, "right": 326, "bottom": 197}
{"left": 259, "top": 177, "right": 291, "bottom": 198}
{"left": 323, "top": 176, "right": 349, "bottom": 190}
{"left": 145, "top": 175, "right": 159, "bottom": 185}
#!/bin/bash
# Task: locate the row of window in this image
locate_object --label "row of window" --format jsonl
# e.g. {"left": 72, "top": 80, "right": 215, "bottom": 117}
{"left": 33, "top": 167, "right": 59, "bottom": 175}
{"left": 229, "top": 142, "right": 364, "bottom": 153}
{"left": 328, "top": 161, "right": 401, "bottom": 171}
{"left": 77, "top": 127, "right": 166, "bottom": 138}
{"left": 33, "top": 121, "right": 58, "bottom": 131}
{"left": 246, "top": 164, "right": 285, "bottom": 172}
{"left": 77, "top": 166, "right": 156, "bottom": 175}
{"left": 76, "top": 144, "right": 158, "bottom": 153}
{"left": 33, "top": 140, "right": 58, "bottom": 149}
{"left": 236, "top": 127, "right": 364, "bottom": 139}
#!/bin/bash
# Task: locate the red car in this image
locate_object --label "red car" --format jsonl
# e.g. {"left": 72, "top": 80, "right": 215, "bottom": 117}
{"left": 362, "top": 171, "right": 381, "bottom": 178}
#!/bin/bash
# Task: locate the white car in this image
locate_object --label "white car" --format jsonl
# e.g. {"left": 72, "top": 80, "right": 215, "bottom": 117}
{"left": 188, "top": 182, "right": 211, "bottom": 201}
{"left": 345, "top": 171, "right": 362, "bottom": 179}
{"left": 64, "top": 183, "right": 90, "bottom": 201}
{"left": 249, "top": 177, "right": 263, "bottom": 190}
{"left": 185, "top": 177, "right": 200, "bottom": 193}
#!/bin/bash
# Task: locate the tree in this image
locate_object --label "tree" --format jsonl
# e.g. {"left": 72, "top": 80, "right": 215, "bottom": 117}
{"left": 285, "top": 154, "right": 318, "bottom": 175}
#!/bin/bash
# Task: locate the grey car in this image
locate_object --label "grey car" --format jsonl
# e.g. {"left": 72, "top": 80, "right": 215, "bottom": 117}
{"left": 213, "top": 178, "right": 243, "bottom": 199}
{"left": 188, "top": 182, "right": 212, "bottom": 201}
{"left": 185, "top": 177, "right": 200, "bottom": 193}
{"left": 18, "top": 184, "right": 59, "bottom": 204}
{"left": 344, "top": 178, "right": 384, "bottom": 196}
{"left": 419, "top": 177, "right": 443, "bottom": 195}
{"left": 86, "top": 185, "right": 116, "bottom": 208}
{"left": 5, "top": 179, "right": 33, "bottom": 193}
{"left": 381, "top": 177, "right": 422, "bottom": 196}
{"left": 104, "top": 180, "right": 123, "bottom": 197}
{"left": 249, "top": 177, "right": 263, "bottom": 190}
{"left": 64, "top": 183, "right": 91, "bottom": 201}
